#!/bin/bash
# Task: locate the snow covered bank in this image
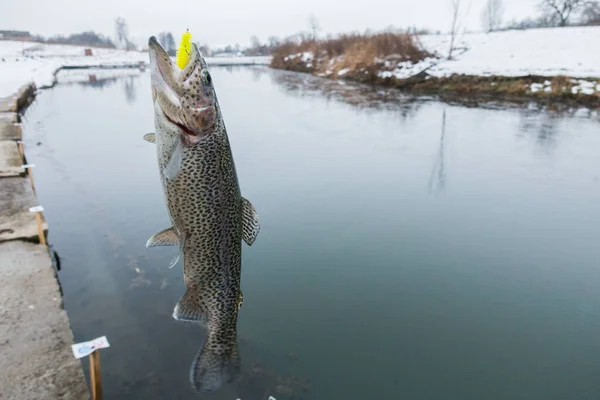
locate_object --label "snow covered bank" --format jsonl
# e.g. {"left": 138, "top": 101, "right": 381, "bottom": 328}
{"left": 0, "top": 41, "right": 147, "bottom": 97}
{"left": 419, "top": 26, "right": 600, "bottom": 79}
{"left": 277, "top": 26, "right": 600, "bottom": 81}
{"left": 0, "top": 41, "right": 271, "bottom": 98}
{"left": 270, "top": 26, "right": 600, "bottom": 105}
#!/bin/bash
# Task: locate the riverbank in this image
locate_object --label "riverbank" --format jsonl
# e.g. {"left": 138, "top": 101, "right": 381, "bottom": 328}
{"left": 0, "top": 41, "right": 271, "bottom": 96}
{"left": 0, "top": 84, "right": 89, "bottom": 398}
{"left": 270, "top": 26, "right": 600, "bottom": 108}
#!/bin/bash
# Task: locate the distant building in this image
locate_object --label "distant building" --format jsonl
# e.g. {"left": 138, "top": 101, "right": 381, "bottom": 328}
{"left": 0, "top": 30, "right": 32, "bottom": 41}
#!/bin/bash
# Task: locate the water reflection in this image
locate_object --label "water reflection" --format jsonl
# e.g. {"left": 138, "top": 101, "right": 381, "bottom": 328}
{"left": 55, "top": 69, "right": 143, "bottom": 106}
{"left": 211, "top": 65, "right": 268, "bottom": 83}
{"left": 123, "top": 76, "right": 138, "bottom": 105}
{"left": 56, "top": 69, "right": 143, "bottom": 93}
{"left": 269, "top": 69, "right": 426, "bottom": 120}
{"left": 268, "top": 69, "right": 600, "bottom": 122}
{"left": 518, "top": 109, "right": 560, "bottom": 151}
{"left": 429, "top": 108, "right": 447, "bottom": 194}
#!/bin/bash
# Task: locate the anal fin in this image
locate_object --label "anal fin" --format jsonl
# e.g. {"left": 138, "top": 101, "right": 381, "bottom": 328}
{"left": 173, "top": 288, "right": 208, "bottom": 322}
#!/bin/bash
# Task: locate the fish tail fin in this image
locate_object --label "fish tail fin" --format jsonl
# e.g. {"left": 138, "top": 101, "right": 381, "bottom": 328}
{"left": 189, "top": 332, "right": 241, "bottom": 393}
{"left": 173, "top": 287, "right": 207, "bottom": 322}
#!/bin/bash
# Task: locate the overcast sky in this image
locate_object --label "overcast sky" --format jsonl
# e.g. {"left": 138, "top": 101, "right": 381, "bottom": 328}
{"left": 2, "top": 0, "right": 539, "bottom": 47}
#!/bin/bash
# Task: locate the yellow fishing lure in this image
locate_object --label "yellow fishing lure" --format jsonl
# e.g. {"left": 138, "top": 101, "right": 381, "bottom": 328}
{"left": 176, "top": 30, "right": 193, "bottom": 69}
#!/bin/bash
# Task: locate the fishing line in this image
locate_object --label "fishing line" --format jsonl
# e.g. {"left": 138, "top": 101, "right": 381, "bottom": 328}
{"left": 184, "top": 0, "right": 190, "bottom": 34}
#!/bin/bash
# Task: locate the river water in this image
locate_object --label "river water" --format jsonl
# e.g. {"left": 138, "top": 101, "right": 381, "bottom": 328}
{"left": 21, "top": 66, "right": 600, "bottom": 400}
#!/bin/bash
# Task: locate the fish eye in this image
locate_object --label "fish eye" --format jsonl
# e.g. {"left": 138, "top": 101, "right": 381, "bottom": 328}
{"left": 202, "top": 70, "right": 212, "bottom": 85}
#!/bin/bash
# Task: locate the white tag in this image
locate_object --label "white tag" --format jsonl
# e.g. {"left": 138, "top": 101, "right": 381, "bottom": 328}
{"left": 16, "top": 140, "right": 24, "bottom": 144}
{"left": 21, "top": 164, "right": 35, "bottom": 168}
{"left": 71, "top": 336, "right": 110, "bottom": 359}
{"left": 269, "top": 397, "right": 277, "bottom": 400}
{"left": 29, "top": 205, "right": 44, "bottom": 213}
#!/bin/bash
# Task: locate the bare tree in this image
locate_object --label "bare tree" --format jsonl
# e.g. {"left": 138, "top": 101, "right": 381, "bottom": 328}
{"left": 581, "top": 0, "right": 600, "bottom": 24}
{"left": 250, "top": 35, "right": 261, "bottom": 49}
{"left": 158, "top": 32, "right": 176, "bottom": 56}
{"left": 540, "top": 0, "right": 589, "bottom": 26}
{"left": 115, "top": 17, "right": 134, "bottom": 50}
{"left": 481, "top": 0, "right": 504, "bottom": 31}
{"left": 248, "top": 35, "right": 269, "bottom": 56}
{"left": 448, "top": 0, "right": 468, "bottom": 59}
{"left": 267, "top": 36, "right": 281, "bottom": 48}
{"left": 198, "top": 44, "right": 210, "bottom": 56}
{"left": 308, "top": 13, "right": 321, "bottom": 41}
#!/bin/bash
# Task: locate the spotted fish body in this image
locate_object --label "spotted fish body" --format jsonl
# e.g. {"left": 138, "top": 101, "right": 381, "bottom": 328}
{"left": 145, "top": 36, "right": 259, "bottom": 393}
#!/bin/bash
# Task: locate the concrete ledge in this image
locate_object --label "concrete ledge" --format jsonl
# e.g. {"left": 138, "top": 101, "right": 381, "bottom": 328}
{"left": 0, "top": 112, "right": 18, "bottom": 123}
{"left": 0, "top": 241, "right": 89, "bottom": 400}
{"left": 0, "top": 84, "right": 36, "bottom": 113}
{"left": 0, "top": 120, "right": 21, "bottom": 141}
{"left": 0, "top": 141, "right": 25, "bottom": 177}
{"left": 0, "top": 81, "right": 88, "bottom": 398}
{"left": 0, "top": 176, "right": 47, "bottom": 244}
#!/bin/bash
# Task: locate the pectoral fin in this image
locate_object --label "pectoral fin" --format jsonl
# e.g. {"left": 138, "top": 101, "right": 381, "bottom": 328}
{"left": 146, "top": 227, "right": 185, "bottom": 269}
{"left": 146, "top": 227, "right": 179, "bottom": 247}
{"left": 143, "top": 133, "right": 156, "bottom": 143}
{"left": 241, "top": 197, "right": 260, "bottom": 246}
{"left": 163, "top": 139, "right": 183, "bottom": 181}
{"left": 168, "top": 231, "right": 186, "bottom": 269}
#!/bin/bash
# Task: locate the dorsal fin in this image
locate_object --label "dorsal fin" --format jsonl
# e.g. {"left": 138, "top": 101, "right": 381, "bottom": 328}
{"left": 143, "top": 133, "right": 156, "bottom": 143}
{"left": 241, "top": 197, "right": 260, "bottom": 246}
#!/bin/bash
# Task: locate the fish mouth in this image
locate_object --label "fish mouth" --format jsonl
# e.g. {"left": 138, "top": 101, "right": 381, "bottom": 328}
{"left": 161, "top": 105, "right": 196, "bottom": 136}
{"left": 148, "top": 36, "right": 216, "bottom": 139}
{"left": 157, "top": 99, "right": 213, "bottom": 138}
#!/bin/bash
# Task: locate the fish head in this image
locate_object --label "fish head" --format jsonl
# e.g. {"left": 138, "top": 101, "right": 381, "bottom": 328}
{"left": 148, "top": 36, "right": 218, "bottom": 144}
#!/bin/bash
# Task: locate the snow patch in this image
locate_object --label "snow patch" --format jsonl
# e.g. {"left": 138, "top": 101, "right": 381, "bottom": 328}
{"left": 376, "top": 57, "right": 438, "bottom": 80}
{"left": 530, "top": 83, "right": 545, "bottom": 93}
{"left": 301, "top": 52, "right": 313, "bottom": 62}
{"left": 570, "top": 79, "right": 598, "bottom": 95}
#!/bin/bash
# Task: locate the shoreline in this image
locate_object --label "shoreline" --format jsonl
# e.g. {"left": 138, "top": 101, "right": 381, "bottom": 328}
{"left": 269, "top": 26, "right": 600, "bottom": 109}
{"left": 0, "top": 84, "right": 90, "bottom": 398}
{"left": 270, "top": 63, "right": 600, "bottom": 109}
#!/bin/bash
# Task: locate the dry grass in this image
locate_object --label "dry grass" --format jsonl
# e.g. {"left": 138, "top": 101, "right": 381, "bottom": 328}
{"left": 270, "top": 34, "right": 600, "bottom": 108}
{"left": 271, "top": 32, "right": 431, "bottom": 76}
{"left": 399, "top": 75, "right": 600, "bottom": 107}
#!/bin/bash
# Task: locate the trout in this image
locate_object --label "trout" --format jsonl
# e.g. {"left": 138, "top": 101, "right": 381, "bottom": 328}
{"left": 145, "top": 36, "right": 260, "bottom": 393}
